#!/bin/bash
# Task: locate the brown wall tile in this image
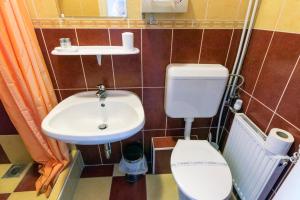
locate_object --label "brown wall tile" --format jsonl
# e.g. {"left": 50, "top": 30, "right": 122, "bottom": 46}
{"left": 42, "top": 29, "right": 86, "bottom": 89}
{"left": 200, "top": 29, "right": 232, "bottom": 65}
{"left": 252, "top": 32, "right": 300, "bottom": 109}
{"left": 246, "top": 99, "right": 273, "bottom": 132}
{"left": 226, "top": 29, "right": 242, "bottom": 72}
{"left": 100, "top": 142, "right": 122, "bottom": 164}
{"left": 76, "top": 29, "right": 115, "bottom": 88}
{"left": 143, "top": 130, "right": 165, "bottom": 160}
{"left": 110, "top": 29, "right": 142, "bottom": 88}
{"left": 277, "top": 60, "right": 300, "bottom": 128}
{"left": 171, "top": 29, "right": 202, "bottom": 63}
{"left": 241, "top": 30, "right": 273, "bottom": 93}
{"left": 35, "top": 29, "right": 58, "bottom": 89}
{"left": 76, "top": 145, "right": 102, "bottom": 165}
{"left": 143, "top": 88, "right": 166, "bottom": 129}
{"left": 142, "top": 29, "right": 172, "bottom": 87}
{"left": 154, "top": 150, "right": 172, "bottom": 174}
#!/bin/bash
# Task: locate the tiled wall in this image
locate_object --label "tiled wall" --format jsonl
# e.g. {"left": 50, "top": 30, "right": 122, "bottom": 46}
{"left": 222, "top": 0, "right": 300, "bottom": 197}
{"left": 35, "top": 28, "right": 241, "bottom": 164}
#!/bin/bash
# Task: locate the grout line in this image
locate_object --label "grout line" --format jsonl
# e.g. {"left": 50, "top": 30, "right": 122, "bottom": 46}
{"left": 204, "top": 0, "right": 210, "bottom": 20}
{"left": 240, "top": 88, "right": 300, "bottom": 133}
{"left": 164, "top": 117, "right": 168, "bottom": 136}
{"left": 108, "top": 29, "right": 116, "bottom": 89}
{"left": 39, "top": 28, "right": 62, "bottom": 101}
{"left": 275, "top": 112, "right": 300, "bottom": 132}
{"left": 198, "top": 29, "right": 205, "bottom": 63}
{"left": 74, "top": 28, "right": 88, "bottom": 91}
{"left": 245, "top": 31, "right": 275, "bottom": 113}
{"left": 265, "top": 55, "right": 300, "bottom": 132}
{"left": 140, "top": 29, "right": 144, "bottom": 103}
{"left": 246, "top": 0, "right": 286, "bottom": 113}
{"left": 224, "top": 29, "right": 235, "bottom": 67}
{"left": 170, "top": 29, "right": 174, "bottom": 63}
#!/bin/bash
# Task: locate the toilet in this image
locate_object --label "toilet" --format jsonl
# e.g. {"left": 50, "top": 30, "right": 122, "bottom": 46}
{"left": 165, "top": 64, "right": 232, "bottom": 200}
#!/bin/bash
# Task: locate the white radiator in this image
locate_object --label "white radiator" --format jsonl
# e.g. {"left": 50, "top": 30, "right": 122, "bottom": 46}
{"left": 223, "top": 113, "right": 288, "bottom": 200}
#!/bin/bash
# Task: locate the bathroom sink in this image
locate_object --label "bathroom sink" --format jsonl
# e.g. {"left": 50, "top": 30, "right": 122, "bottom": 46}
{"left": 41, "top": 91, "right": 145, "bottom": 145}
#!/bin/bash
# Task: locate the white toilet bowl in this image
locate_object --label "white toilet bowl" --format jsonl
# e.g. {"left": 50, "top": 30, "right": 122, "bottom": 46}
{"left": 171, "top": 140, "right": 232, "bottom": 200}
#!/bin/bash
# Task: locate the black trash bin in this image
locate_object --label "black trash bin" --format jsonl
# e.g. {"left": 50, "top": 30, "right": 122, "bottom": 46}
{"left": 119, "top": 142, "right": 148, "bottom": 182}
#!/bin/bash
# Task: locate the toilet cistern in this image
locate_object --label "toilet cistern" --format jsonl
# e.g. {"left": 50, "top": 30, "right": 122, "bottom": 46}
{"left": 164, "top": 64, "right": 229, "bottom": 140}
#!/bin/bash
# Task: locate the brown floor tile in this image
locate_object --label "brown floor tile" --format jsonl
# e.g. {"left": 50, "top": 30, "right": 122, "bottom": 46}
{"left": 81, "top": 165, "right": 114, "bottom": 178}
{"left": 109, "top": 176, "right": 146, "bottom": 200}
{"left": 0, "top": 193, "right": 10, "bottom": 200}
{"left": 0, "top": 145, "right": 10, "bottom": 164}
{"left": 14, "top": 163, "right": 39, "bottom": 192}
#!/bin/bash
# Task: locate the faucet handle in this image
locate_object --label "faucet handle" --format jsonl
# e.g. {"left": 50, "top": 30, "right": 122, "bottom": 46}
{"left": 97, "top": 84, "right": 105, "bottom": 90}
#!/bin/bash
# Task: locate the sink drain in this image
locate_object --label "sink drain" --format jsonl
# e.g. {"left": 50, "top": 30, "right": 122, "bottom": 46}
{"left": 98, "top": 123, "right": 107, "bottom": 130}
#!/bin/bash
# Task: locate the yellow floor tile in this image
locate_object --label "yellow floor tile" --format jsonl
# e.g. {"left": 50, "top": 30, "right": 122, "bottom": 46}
{"left": 146, "top": 174, "right": 179, "bottom": 200}
{"left": 0, "top": 164, "right": 32, "bottom": 194}
{"left": 0, "top": 164, "right": 12, "bottom": 177}
{"left": 8, "top": 191, "right": 47, "bottom": 200}
{"left": 73, "top": 177, "right": 112, "bottom": 200}
{"left": 113, "top": 164, "right": 125, "bottom": 177}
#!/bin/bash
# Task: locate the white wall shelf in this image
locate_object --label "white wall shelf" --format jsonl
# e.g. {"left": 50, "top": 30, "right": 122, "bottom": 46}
{"left": 51, "top": 46, "right": 140, "bottom": 65}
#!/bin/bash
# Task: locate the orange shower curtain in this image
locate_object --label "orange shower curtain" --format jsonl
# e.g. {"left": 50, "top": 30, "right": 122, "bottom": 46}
{"left": 0, "top": 0, "right": 70, "bottom": 197}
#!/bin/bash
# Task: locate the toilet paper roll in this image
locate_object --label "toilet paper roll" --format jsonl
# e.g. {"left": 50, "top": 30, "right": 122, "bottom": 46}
{"left": 265, "top": 128, "right": 294, "bottom": 155}
{"left": 122, "top": 32, "right": 134, "bottom": 50}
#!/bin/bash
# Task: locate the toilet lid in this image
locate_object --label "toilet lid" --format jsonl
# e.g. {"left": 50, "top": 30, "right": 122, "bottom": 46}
{"left": 171, "top": 140, "right": 232, "bottom": 200}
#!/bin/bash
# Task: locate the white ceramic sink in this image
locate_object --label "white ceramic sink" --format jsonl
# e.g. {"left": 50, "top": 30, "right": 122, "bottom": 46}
{"left": 41, "top": 91, "right": 145, "bottom": 145}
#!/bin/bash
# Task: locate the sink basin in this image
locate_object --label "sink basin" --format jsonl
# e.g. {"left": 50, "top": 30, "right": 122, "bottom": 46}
{"left": 41, "top": 91, "right": 145, "bottom": 145}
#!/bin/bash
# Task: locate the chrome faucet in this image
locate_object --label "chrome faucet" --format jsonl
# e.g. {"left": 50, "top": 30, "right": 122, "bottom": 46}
{"left": 96, "top": 84, "right": 107, "bottom": 100}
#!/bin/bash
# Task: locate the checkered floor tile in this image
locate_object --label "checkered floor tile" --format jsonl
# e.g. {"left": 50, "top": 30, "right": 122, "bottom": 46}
{"left": 73, "top": 164, "right": 179, "bottom": 200}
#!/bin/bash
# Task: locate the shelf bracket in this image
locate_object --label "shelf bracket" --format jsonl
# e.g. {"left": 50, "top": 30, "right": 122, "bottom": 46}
{"left": 96, "top": 55, "right": 102, "bottom": 66}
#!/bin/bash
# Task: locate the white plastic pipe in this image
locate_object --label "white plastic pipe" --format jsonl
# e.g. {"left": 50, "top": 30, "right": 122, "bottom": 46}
{"left": 184, "top": 118, "right": 194, "bottom": 140}
{"left": 215, "top": 0, "right": 259, "bottom": 144}
{"left": 216, "top": 0, "right": 260, "bottom": 144}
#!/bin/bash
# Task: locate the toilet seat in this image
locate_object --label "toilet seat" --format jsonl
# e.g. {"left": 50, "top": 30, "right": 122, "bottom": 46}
{"left": 171, "top": 140, "right": 232, "bottom": 200}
